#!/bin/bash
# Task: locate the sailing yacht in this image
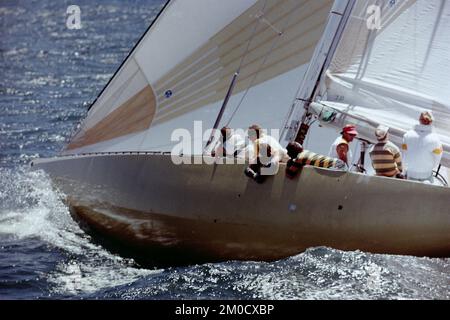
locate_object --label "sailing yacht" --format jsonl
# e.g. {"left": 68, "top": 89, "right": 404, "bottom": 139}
{"left": 32, "top": 0, "right": 450, "bottom": 264}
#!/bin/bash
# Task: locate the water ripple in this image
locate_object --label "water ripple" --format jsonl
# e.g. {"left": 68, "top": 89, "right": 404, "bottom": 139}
{"left": 0, "top": 0, "right": 449, "bottom": 300}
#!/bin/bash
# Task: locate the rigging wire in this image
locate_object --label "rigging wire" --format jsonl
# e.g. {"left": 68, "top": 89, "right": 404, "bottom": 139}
{"left": 280, "top": 0, "right": 356, "bottom": 142}
{"left": 225, "top": 3, "right": 293, "bottom": 127}
{"left": 142, "top": 1, "right": 271, "bottom": 154}
{"left": 204, "top": 0, "right": 270, "bottom": 152}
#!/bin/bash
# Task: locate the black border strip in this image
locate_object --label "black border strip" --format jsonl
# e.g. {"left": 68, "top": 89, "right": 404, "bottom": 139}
{"left": 87, "top": 0, "right": 172, "bottom": 112}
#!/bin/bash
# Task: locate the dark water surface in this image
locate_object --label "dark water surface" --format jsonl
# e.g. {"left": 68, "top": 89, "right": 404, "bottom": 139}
{"left": 0, "top": 0, "right": 449, "bottom": 300}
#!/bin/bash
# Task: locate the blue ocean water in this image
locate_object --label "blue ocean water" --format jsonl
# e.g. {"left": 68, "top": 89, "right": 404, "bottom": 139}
{"left": 0, "top": 0, "right": 449, "bottom": 300}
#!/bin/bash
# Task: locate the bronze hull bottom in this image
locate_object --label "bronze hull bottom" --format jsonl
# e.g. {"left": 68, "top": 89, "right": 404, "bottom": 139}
{"left": 33, "top": 154, "right": 450, "bottom": 265}
{"left": 70, "top": 204, "right": 314, "bottom": 266}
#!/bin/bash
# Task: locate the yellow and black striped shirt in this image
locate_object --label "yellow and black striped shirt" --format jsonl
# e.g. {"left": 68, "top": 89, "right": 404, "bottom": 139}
{"left": 286, "top": 150, "right": 342, "bottom": 178}
{"left": 295, "top": 150, "right": 339, "bottom": 168}
{"left": 370, "top": 141, "right": 403, "bottom": 177}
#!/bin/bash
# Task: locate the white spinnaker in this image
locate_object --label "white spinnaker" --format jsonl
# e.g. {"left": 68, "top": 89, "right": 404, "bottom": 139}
{"left": 318, "top": 0, "right": 450, "bottom": 166}
{"left": 64, "top": 0, "right": 337, "bottom": 155}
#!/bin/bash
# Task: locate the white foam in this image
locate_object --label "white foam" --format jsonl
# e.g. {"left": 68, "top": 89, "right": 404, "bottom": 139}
{"left": 0, "top": 167, "right": 160, "bottom": 295}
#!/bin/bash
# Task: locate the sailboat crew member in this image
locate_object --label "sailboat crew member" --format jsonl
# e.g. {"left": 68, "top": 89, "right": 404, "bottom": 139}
{"left": 247, "top": 124, "right": 289, "bottom": 163}
{"left": 244, "top": 142, "right": 278, "bottom": 183}
{"left": 244, "top": 124, "right": 288, "bottom": 183}
{"left": 369, "top": 125, "right": 405, "bottom": 179}
{"left": 402, "top": 111, "right": 443, "bottom": 183}
{"left": 211, "top": 126, "right": 246, "bottom": 158}
{"left": 329, "top": 124, "right": 358, "bottom": 168}
{"left": 285, "top": 142, "right": 346, "bottom": 179}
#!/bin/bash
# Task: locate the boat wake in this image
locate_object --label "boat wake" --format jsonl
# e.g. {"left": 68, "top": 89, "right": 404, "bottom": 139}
{"left": 86, "top": 247, "right": 450, "bottom": 300}
{"left": 0, "top": 167, "right": 448, "bottom": 299}
{"left": 0, "top": 167, "right": 159, "bottom": 297}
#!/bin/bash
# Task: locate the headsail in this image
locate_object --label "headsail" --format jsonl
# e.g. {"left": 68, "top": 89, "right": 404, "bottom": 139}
{"left": 64, "top": 0, "right": 337, "bottom": 155}
{"left": 316, "top": 0, "right": 450, "bottom": 166}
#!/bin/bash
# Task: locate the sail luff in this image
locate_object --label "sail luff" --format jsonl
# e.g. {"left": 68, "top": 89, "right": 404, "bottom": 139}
{"left": 87, "top": 1, "right": 171, "bottom": 114}
{"left": 66, "top": 1, "right": 171, "bottom": 152}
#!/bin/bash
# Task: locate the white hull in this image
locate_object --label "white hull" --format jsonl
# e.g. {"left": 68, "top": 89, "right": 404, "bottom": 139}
{"left": 32, "top": 153, "right": 450, "bottom": 263}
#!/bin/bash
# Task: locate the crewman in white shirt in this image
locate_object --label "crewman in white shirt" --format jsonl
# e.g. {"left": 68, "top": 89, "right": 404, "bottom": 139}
{"left": 247, "top": 124, "right": 289, "bottom": 164}
{"left": 212, "top": 126, "right": 246, "bottom": 158}
{"left": 329, "top": 124, "right": 358, "bottom": 168}
{"left": 402, "top": 111, "right": 443, "bottom": 183}
{"left": 244, "top": 124, "right": 289, "bottom": 182}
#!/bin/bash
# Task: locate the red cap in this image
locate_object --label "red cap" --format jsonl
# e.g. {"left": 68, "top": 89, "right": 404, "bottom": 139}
{"left": 341, "top": 124, "right": 358, "bottom": 136}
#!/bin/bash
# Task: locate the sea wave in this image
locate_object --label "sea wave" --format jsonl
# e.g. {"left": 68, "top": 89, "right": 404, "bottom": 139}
{"left": 0, "top": 167, "right": 159, "bottom": 297}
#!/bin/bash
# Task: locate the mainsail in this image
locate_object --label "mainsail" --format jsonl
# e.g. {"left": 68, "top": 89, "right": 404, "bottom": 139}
{"left": 64, "top": 0, "right": 338, "bottom": 155}
{"left": 315, "top": 0, "right": 450, "bottom": 166}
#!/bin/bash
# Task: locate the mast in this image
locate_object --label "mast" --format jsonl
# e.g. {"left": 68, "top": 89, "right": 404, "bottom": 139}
{"left": 281, "top": 0, "right": 356, "bottom": 145}
{"left": 304, "top": 0, "right": 450, "bottom": 167}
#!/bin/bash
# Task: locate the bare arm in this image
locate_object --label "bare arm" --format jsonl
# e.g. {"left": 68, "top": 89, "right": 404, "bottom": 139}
{"left": 394, "top": 151, "right": 403, "bottom": 173}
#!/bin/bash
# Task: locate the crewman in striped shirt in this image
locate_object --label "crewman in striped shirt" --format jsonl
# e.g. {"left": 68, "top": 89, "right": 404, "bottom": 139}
{"left": 369, "top": 125, "right": 404, "bottom": 179}
{"left": 286, "top": 142, "right": 346, "bottom": 179}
